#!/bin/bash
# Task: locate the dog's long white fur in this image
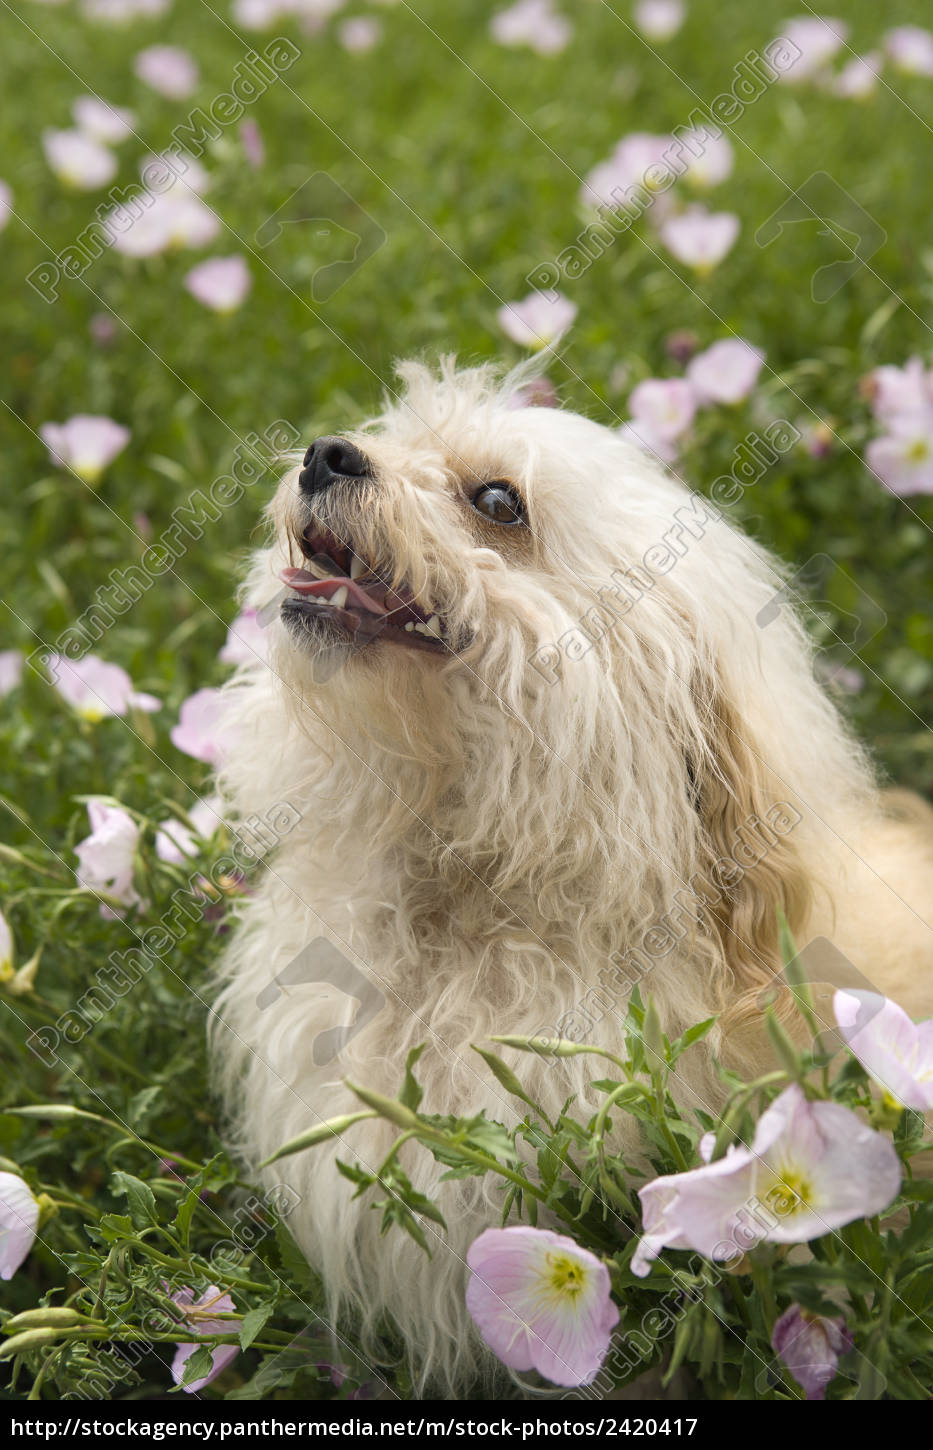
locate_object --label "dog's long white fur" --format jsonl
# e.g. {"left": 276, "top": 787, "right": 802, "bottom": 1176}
{"left": 210, "top": 360, "right": 933, "bottom": 1395}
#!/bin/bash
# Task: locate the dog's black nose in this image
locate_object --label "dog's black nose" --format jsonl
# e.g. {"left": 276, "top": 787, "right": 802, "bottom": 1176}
{"left": 299, "top": 436, "right": 370, "bottom": 496}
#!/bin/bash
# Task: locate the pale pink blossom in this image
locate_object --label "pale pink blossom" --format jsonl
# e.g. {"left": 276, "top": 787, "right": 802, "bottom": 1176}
{"left": 82, "top": 0, "right": 172, "bottom": 18}
{"left": 865, "top": 413, "right": 933, "bottom": 496}
{"left": 832, "top": 51, "right": 882, "bottom": 99}
{"left": 0, "top": 651, "right": 23, "bottom": 696}
{"left": 231, "top": 0, "right": 285, "bottom": 27}
{"left": 659, "top": 206, "right": 739, "bottom": 272}
{"left": 106, "top": 193, "right": 220, "bottom": 258}
{"left": 582, "top": 133, "right": 674, "bottom": 210}
{"left": 240, "top": 118, "right": 265, "bottom": 169}
{"left": 42, "top": 129, "right": 117, "bottom": 190}
{"left": 184, "top": 256, "right": 252, "bottom": 313}
{"left": 631, "top": 1083, "right": 901, "bottom": 1276}
{"left": 497, "top": 290, "right": 577, "bottom": 348}
{"left": 0, "top": 910, "right": 12, "bottom": 978}
{"left": 338, "top": 17, "right": 383, "bottom": 51}
{"left": 885, "top": 25, "right": 933, "bottom": 77}
{"left": 45, "top": 654, "right": 160, "bottom": 721}
{"left": 681, "top": 131, "right": 734, "bottom": 190}
{"left": 72, "top": 95, "right": 136, "bottom": 144}
{"left": 490, "top": 0, "right": 572, "bottom": 56}
{"left": 778, "top": 17, "right": 849, "bottom": 84}
{"left": 686, "top": 338, "right": 765, "bottom": 404}
{"left": 140, "top": 151, "right": 211, "bottom": 196}
{"left": 156, "top": 798, "right": 221, "bottom": 865}
{"left": 0, "top": 180, "right": 11, "bottom": 232}
{"left": 506, "top": 377, "right": 559, "bottom": 410}
{"left": 834, "top": 989, "right": 933, "bottom": 1111}
{"left": 218, "top": 608, "right": 269, "bottom": 667}
{"left": 75, "top": 801, "right": 143, "bottom": 917}
{"left": 170, "top": 688, "right": 230, "bottom": 766}
{"left": 633, "top": 0, "right": 684, "bottom": 42}
{"left": 134, "top": 45, "right": 200, "bottom": 100}
{"left": 771, "top": 1304, "right": 853, "bottom": 1400}
{"left": 169, "top": 1286, "right": 239, "bottom": 1393}
{"left": 40, "top": 415, "right": 130, "bottom": 484}
{"left": 869, "top": 357, "right": 933, "bottom": 423}
{"left": 466, "top": 1227, "right": 619, "bottom": 1387}
{"left": 617, "top": 420, "right": 677, "bottom": 464}
{"left": 628, "top": 377, "right": 696, "bottom": 443}
{"left": 0, "top": 1174, "right": 39, "bottom": 1281}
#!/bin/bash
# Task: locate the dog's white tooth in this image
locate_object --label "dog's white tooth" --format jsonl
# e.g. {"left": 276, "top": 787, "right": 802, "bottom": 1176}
{"left": 330, "top": 586, "right": 349, "bottom": 609}
{"left": 413, "top": 622, "right": 432, "bottom": 636}
{"left": 350, "top": 554, "right": 366, "bottom": 581}
{"left": 425, "top": 615, "right": 442, "bottom": 637}
{"left": 404, "top": 621, "right": 415, "bottom": 632}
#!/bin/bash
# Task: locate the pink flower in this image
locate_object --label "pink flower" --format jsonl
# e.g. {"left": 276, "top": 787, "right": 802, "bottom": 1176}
{"left": 832, "top": 51, "right": 882, "bottom": 99}
{"left": 134, "top": 45, "right": 200, "bottom": 99}
{"left": 771, "top": 1304, "right": 853, "bottom": 1400}
{"left": 497, "top": 290, "right": 577, "bottom": 348}
{"left": 507, "top": 377, "right": 559, "bottom": 410}
{"left": 155, "top": 797, "right": 221, "bottom": 865}
{"left": 659, "top": 206, "right": 739, "bottom": 272}
{"left": 232, "top": 0, "right": 284, "bottom": 27}
{"left": 75, "top": 801, "right": 142, "bottom": 918}
{"left": 338, "top": 17, "right": 383, "bottom": 52}
{"left": 0, "top": 650, "right": 23, "bottom": 696}
{"left": 778, "top": 17, "right": 849, "bottom": 84}
{"left": 869, "top": 357, "right": 933, "bottom": 423}
{"left": 628, "top": 377, "right": 697, "bottom": 443}
{"left": 140, "top": 151, "right": 212, "bottom": 196}
{"left": 45, "top": 653, "right": 160, "bottom": 720}
{"left": 170, "top": 688, "right": 229, "bottom": 766}
{"left": 0, "top": 910, "right": 12, "bottom": 978}
{"left": 40, "top": 414, "right": 130, "bottom": 484}
{"left": 582, "top": 133, "right": 675, "bottom": 211}
{"left": 169, "top": 1285, "right": 239, "bottom": 1393}
{"left": 617, "top": 421, "right": 677, "bottom": 464}
{"left": 107, "top": 192, "right": 220, "bottom": 258}
{"left": 42, "top": 129, "right": 117, "bottom": 190}
{"left": 72, "top": 95, "right": 136, "bottom": 144}
{"left": 89, "top": 312, "right": 118, "bottom": 346}
{"left": 631, "top": 1083, "right": 901, "bottom": 1276}
{"left": 681, "top": 131, "right": 734, "bottom": 190}
{"left": 0, "top": 180, "right": 12, "bottom": 232}
{"left": 885, "top": 26, "right": 933, "bottom": 77}
{"left": 184, "top": 256, "right": 252, "bottom": 313}
{"left": 466, "top": 1226, "right": 619, "bottom": 1387}
{"left": 633, "top": 0, "right": 685, "bottom": 42}
{"left": 239, "top": 118, "right": 265, "bottom": 169}
{"left": 490, "top": 0, "right": 572, "bottom": 56}
{"left": 0, "top": 1174, "right": 39, "bottom": 1280}
{"left": 865, "top": 413, "right": 933, "bottom": 496}
{"left": 218, "top": 608, "right": 269, "bottom": 667}
{"left": 686, "top": 338, "right": 765, "bottom": 405}
{"left": 834, "top": 989, "right": 933, "bottom": 1111}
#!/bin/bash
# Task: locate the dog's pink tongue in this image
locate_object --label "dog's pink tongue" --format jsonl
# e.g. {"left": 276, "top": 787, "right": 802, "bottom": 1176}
{"left": 280, "top": 567, "right": 389, "bottom": 615}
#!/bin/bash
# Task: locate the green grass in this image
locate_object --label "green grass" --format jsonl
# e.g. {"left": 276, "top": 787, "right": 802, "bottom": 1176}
{"left": 0, "top": 0, "right": 932, "bottom": 1400}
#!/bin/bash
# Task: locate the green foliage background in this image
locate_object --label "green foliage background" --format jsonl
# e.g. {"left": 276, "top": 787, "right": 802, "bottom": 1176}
{"left": 0, "top": 0, "right": 931, "bottom": 1400}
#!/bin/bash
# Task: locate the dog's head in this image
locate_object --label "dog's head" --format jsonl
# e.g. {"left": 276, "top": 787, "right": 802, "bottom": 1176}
{"left": 248, "top": 359, "right": 863, "bottom": 1021}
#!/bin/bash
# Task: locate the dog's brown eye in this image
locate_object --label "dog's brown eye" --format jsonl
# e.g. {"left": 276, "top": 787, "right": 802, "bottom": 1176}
{"left": 472, "top": 483, "right": 524, "bottom": 525}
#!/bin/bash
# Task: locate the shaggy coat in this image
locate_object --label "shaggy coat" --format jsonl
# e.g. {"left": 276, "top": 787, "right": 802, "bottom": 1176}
{"left": 210, "top": 361, "right": 933, "bottom": 1395}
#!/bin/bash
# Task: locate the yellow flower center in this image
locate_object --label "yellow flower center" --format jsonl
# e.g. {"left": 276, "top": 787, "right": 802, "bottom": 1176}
{"left": 545, "top": 1251, "right": 588, "bottom": 1298}
{"left": 765, "top": 1163, "right": 814, "bottom": 1218}
{"left": 906, "top": 438, "right": 930, "bottom": 462}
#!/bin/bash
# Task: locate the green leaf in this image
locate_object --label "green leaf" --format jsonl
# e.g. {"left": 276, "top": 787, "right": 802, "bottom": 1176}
{"left": 399, "top": 1044, "right": 427, "bottom": 1111}
{"left": 177, "top": 1344, "right": 215, "bottom": 1389}
{"left": 110, "top": 1171, "right": 157, "bottom": 1229}
{"left": 238, "top": 1302, "right": 274, "bottom": 1351}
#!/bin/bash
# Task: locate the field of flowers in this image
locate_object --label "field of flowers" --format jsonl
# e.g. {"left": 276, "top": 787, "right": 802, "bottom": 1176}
{"left": 1, "top": 0, "right": 932, "bottom": 1405}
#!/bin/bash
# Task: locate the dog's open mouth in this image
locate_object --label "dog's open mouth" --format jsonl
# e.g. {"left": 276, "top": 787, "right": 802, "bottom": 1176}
{"left": 279, "top": 526, "right": 450, "bottom": 654}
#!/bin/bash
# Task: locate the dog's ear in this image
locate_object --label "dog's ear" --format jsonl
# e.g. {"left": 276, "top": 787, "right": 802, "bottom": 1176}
{"left": 688, "top": 668, "right": 813, "bottom": 1031}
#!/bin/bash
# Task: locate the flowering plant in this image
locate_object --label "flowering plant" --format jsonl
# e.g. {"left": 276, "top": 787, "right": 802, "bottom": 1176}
{"left": 268, "top": 943, "right": 933, "bottom": 1401}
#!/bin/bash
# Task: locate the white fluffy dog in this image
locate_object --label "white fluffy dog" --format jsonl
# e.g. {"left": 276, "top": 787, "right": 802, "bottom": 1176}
{"left": 211, "top": 359, "right": 933, "bottom": 1396}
